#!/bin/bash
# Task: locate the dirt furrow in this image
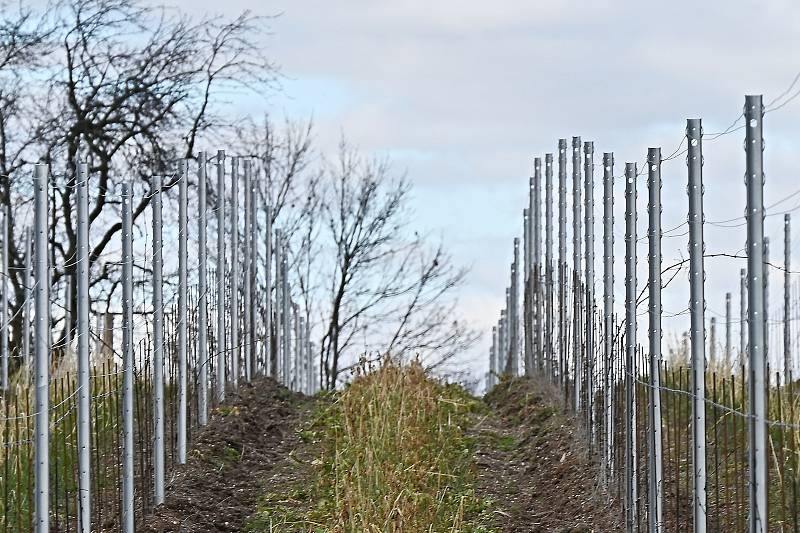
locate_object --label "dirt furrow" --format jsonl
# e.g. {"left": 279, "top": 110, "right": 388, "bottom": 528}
{"left": 141, "top": 379, "right": 314, "bottom": 532}
{"left": 475, "top": 378, "right": 623, "bottom": 532}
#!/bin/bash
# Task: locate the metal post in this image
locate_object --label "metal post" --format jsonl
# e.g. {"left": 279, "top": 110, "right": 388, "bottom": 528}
{"left": 490, "top": 326, "right": 497, "bottom": 387}
{"left": 533, "top": 158, "right": 542, "bottom": 372}
{"left": 298, "top": 315, "right": 306, "bottom": 393}
{"left": 282, "top": 241, "right": 291, "bottom": 385}
{"left": 602, "top": 152, "right": 614, "bottom": 481}
{"left": 120, "top": 180, "right": 134, "bottom": 533}
{"left": 501, "top": 307, "right": 508, "bottom": 374}
{"left": 23, "top": 226, "right": 32, "bottom": 368}
{"left": 275, "top": 230, "right": 283, "bottom": 383}
{"left": 248, "top": 161, "right": 258, "bottom": 379}
{"left": 265, "top": 205, "right": 273, "bottom": 378}
{"left": 745, "top": 94, "right": 767, "bottom": 533}
{"left": 725, "top": 293, "right": 732, "bottom": 368}
{"left": 624, "top": 162, "right": 638, "bottom": 531}
{"left": 304, "top": 316, "right": 312, "bottom": 394}
{"left": 152, "top": 174, "right": 165, "bottom": 505}
{"left": 503, "top": 287, "right": 510, "bottom": 372}
{"left": 305, "top": 314, "right": 310, "bottom": 394}
{"left": 687, "top": 118, "right": 707, "bottom": 533}
{"left": 584, "top": 142, "right": 595, "bottom": 439}
{"left": 177, "top": 159, "right": 188, "bottom": 463}
{"left": 741, "top": 268, "right": 747, "bottom": 368}
{"left": 764, "top": 237, "right": 770, "bottom": 363}
{"left": 558, "top": 139, "right": 567, "bottom": 383}
{"left": 197, "top": 151, "right": 209, "bottom": 426}
{"left": 243, "top": 158, "right": 252, "bottom": 381}
{"left": 231, "top": 157, "right": 240, "bottom": 386}
{"left": 710, "top": 317, "right": 717, "bottom": 366}
{"left": 75, "top": 161, "right": 92, "bottom": 532}
{"left": 216, "top": 150, "right": 226, "bottom": 403}
{"left": 64, "top": 276, "right": 72, "bottom": 349}
{"left": 294, "top": 303, "right": 301, "bottom": 390}
{"left": 523, "top": 207, "right": 531, "bottom": 376}
{"left": 33, "top": 165, "right": 50, "bottom": 533}
{"left": 509, "top": 239, "right": 520, "bottom": 375}
{"left": 545, "top": 153, "right": 554, "bottom": 381}
{"left": 0, "top": 207, "right": 7, "bottom": 390}
{"left": 784, "top": 214, "right": 791, "bottom": 378}
{"left": 572, "top": 136, "right": 583, "bottom": 411}
{"left": 647, "top": 147, "right": 663, "bottom": 533}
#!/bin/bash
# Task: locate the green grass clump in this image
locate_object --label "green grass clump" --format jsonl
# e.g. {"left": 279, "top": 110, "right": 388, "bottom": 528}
{"left": 250, "top": 358, "right": 493, "bottom": 532}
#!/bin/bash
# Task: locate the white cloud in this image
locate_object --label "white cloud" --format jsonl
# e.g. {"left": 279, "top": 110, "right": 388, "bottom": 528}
{"left": 166, "top": 0, "right": 800, "bottom": 378}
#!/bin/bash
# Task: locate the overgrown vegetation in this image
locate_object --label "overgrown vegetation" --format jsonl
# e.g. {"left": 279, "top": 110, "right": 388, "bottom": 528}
{"left": 249, "top": 359, "right": 493, "bottom": 532}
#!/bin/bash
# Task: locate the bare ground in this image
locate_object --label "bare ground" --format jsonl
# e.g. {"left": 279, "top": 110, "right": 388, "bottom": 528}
{"left": 140, "top": 378, "right": 314, "bottom": 532}
{"left": 475, "top": 377, "right": 624, "bottom": 533}
{"left": 138, "top": 375, "right": 622, "bottom": 532}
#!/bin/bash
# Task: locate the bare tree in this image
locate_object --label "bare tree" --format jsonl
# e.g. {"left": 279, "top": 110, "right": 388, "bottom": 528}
{"left": 314, "top": 142, "right": 477, "bottom": 389}
{"left": 0, "top": 0, "right": 278, "bottom": 363}
{"left": 0, "top": 1, "right": 59, "bottom": 363}
{"left": 232, "top": 114, "right": 320, "bottom": 375}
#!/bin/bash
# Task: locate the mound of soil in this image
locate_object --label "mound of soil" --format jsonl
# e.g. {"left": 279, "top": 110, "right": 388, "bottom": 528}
{"left": 475, "top": 377, "right": 623, "bottom": 532}
{"left": 141, "top": 378, "right": 314, "bottom": 532}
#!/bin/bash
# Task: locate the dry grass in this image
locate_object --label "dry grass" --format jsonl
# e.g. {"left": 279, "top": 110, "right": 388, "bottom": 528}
{"left": 251, "top": 358, "right": 492, "bottom": 532}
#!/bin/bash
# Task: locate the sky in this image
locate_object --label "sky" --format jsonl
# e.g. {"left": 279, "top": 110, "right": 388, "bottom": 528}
{"left": 173, "top": 0, "right": 800, "bottom": 380}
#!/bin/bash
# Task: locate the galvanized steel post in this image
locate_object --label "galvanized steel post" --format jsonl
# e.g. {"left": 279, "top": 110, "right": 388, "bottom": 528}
{"left": 725, "top": 293, "right": 732, "bottom": 367}
{"left": 275, "top": 230, "right": 283, "bottom": 383}
{"left": 76, "top": 161, "right": 92, "bottom": 532}
{"left": 265, "top": 205, "right": 273, "bottom": 377}
{"left": 558, "top": 139, "right": 568, "bottom": 383}
{"left": 784, "top": 214, "right": 791, "bottom": 378}
{"left": 231, "top": 157, "right": 240, "bottom": 386}
{"left": 740, "top": 268, "right": 747, "bottom": 367}
{"left": 545, "top": 153, "right": 554, "bottom": 381}
{"left": 243, "top": 158, "right": 252, "bottom": 381}
{"left": 509, "top": 239, "right": 520, "bottom": 375}
{"left": 523, "top": 207, "right": 531, "bottom": 376}
{"left": 282, "top": 241, "right": 291, "bottom": 385}
{"left": 583, "top": 141, "right": 595, "bottom": 439}
{"left": 745, "top": 94, "right": 767, "bottom": 533}
{"left": 120, "top": 180, "right": 134, "bottom": 533}
{"left": 1, "top": 207, "right": 7, "bottom": 390}
{"left": 23, "top": 226, "right": 31, "bottom": 367}
{"left": 687, "top": 118, "right": 707, "bottom": 533}
{"left": 572, "top": 136, "right": 583, "bottom": 411}
{"left": 177, "top": 159, "right": 188, "bottom": 463}
{"left": 764, "top": 237, "right": 770, "bottom": 363}
{"left": 624, "top": 162, "right": 638, "bottom": 531}
{"left": 248, "top": 162, "right": 258, "bottom": 378}
{"left": 710, "top": 317, "right": 717, "bottom": 365}
{"left": 533, "top": 159, "right": 542, "bottom": 372}
{"left": 33, "top": 165, "right": 50, "bottom": 533}
{"left": 152, "top": 174, "right": 165, "bottom": 505}
{"left": 490, "top": 326, "right": 497, "bottom": 387}
{"left": 197, "top": 152, "right": 209, "bottom": 426}
{"left": 647, "top": 147, "right": 663, "bottom": 533}
{"left": 216, "top": 150, "right": 226, "bottom": 403}
{"left": 603, "top": 152, "right": 615, "bottom": 481}
{"left": 294, "top": 304, "right": 301, "bottom": 390}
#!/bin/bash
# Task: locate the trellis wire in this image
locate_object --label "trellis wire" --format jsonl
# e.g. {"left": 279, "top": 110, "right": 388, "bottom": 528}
{"left": 0, "top": 148, "right": 316, "bottom": 531}
{"left": 488, "top": 93, "right": 800, "bottom": 532}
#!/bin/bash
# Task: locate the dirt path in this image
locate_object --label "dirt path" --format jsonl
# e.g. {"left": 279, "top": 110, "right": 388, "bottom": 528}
{"left": 474, "top": 378, "right": 623, "bottom": 533}
{"left": 141, "top": 378, "right": 314, "bottom": 532}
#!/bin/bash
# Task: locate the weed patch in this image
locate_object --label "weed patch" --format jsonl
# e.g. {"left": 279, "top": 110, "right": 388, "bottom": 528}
{"left": 249, "top": 359, "right": 494, "bottom": 532}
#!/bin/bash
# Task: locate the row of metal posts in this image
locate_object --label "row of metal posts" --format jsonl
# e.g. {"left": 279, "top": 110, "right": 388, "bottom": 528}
{"left": 12, "top": 149, "right": 318, "bottom": 533}
{"left": 487, "top": 95, "right": 770, "bottom": 533}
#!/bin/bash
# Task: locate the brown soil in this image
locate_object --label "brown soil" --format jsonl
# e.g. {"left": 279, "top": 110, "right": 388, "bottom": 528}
{"left": 140, "top": 378, "right": 314, "bottom": 532}
{"left": 476, "top": 377, "right": 624, "bottom": 533}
